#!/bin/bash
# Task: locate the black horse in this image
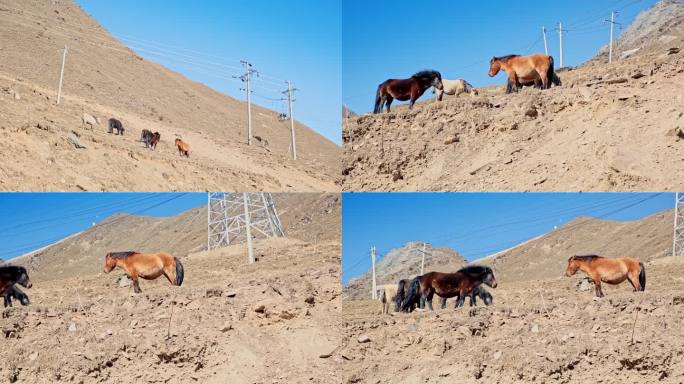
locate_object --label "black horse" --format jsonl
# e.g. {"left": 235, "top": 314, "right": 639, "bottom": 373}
{"left": 4, "top": 285, "right": 30, "bottom": 307}
{"left": 140, "top": 129, "right": 161, "bottom": 149}
{"left": 108, "top": 118, "right": 125, "bottom": 135}
{"left": 439, "top": 285, "right": 493, "bottom": 309}
{"left": 0, "top": 266, "right": 32, "bottom": 300}
{"left": 394, "top": 279, "right": 410, "bottom": 312}
{"left": 374, "top": 70, "right": 443, "bottom": 113}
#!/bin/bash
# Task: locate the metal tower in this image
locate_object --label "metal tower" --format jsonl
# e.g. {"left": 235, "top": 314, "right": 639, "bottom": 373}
{"left": 207, "top": 193, "right": 284, "bottom": 261}
{"left": 674, "top": 192, "right": 684, "bottom": 257}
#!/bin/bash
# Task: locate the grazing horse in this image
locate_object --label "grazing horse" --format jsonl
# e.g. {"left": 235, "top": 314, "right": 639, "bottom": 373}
{"left": 439, "top": 285, "right": 493, "bottom": 309}
{"left": 373, "top": 70, "right": 443, "bottom": 113}
{"left": 566, "top": 255, "right": 645, "bottom": 298}
{"left": 174, "top": 138, "right": 190, "bottom": 157}
{"left": 150, "top": 132, "right": 161, "bottom": 149}
{"left": 103, "top": 251, "right": 184, "bottom": 293}
{"left": 403, "top": 266, "right": 497, "bottom": 311}
{"left": 140, "top": 129, "right": 153, "bottom": 148}
{"left": 4, "top": 285, "right": 30, "bottom": 308}
{"left": 0, "top": 266, "right": 32, "bottom": 299}
{"left": 488, "top": 54, "right": 556, "bottom": 93}
{"left": 434, "top": 79, "right": 478, "bottom": 101}
{"left": 377, "top": 279, "right": 409, "bottom": 314}
{"left": 108, "top": 118, "right": 125, "bottom": 135}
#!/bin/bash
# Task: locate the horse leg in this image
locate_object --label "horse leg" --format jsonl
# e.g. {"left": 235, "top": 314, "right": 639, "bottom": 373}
{"left": 440, "top": 296, "right": 447, "bottom": 309}
{"left": 385, "top": 96, "right": 393, "bottom": 113}
{"left": 508, "top": 73, "right": 519, "bottom": 93}
{"left": 593, "top": 279, "right": 604, "bottom": 298}
{"left": 538, "top": 67, "right": 550, "bottom": 90}
{"left": 627, "top": 269, "right": 641, "bottom": 291}
{"left": 456, "top": 294, "right": 466, "bottom": 308}
{"left": 129, "top": 273, "right": 142, "bottom": 293}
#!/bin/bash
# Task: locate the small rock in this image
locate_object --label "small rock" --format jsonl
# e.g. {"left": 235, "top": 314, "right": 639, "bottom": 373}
{"left": 68, "top": 323, "right": 77, "bottom": 332}
{"left": 219, "top": 323, "right": 233, "bottom": 332}
{"left": 206, "top": 288, "right": 223, "bottom": 298}
{"left": 667, "top": 47, "right": 680, "bottom": 55}
{"left": 29, "top": 352, "right": 38, "bottom": 361}
{"left": 105, "top": 329, "right": 113, "bottom": 336}
{"left": 524, "top": 106, "right": 538, "bottom": 118}
{"left": 457, "top": 325, "right": 471, "bottom": 337}
{"left": 605, "top": 78, "right": 628, "bottom": 85}
{"left": 304, "top": 296, "right": 315, "bottom": 305}
{"left": 13, "top": 92, "right": 20, "bottom": 100}
{"left": 357, "top": 335, "right": 371, "bottom": 343}
{"left": 631, "top": 72, "right": 645, "bottom": 79}
{"left": 531, "top": 324, "right": 539, "bottom": 333}
{"left": 493, "top": 351, "right": 502, "bottom": 360}
{"left": 254, "top": 305, "right": 266, "bottom": 313}
{"left": 391, "top": 170, "right": 403, "bottom": 182}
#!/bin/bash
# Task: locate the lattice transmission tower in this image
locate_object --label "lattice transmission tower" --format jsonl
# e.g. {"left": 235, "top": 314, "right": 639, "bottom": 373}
{"left": 674, "top": 192, "right": 684, "bottom": 257}
{"left": 207, "top": 193, "right": 284, "bottom": 263}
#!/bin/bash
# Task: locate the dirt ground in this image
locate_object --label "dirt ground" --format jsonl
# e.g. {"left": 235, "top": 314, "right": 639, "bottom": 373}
{"left": 0, "top": 0, "right": 339, "bottom": 192}
{"left": 342, "top": 27, "right": 684, "bottom": 192}
{"left": 339, "top": 256, "right": 684, "bottom": 383}
{"left": 0, "top": 237, "right": 342, "bottom": 384}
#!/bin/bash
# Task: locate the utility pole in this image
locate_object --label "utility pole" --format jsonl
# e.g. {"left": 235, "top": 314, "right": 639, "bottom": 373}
{"left": 605, "top": 11, "right": 621, "bottom": 64}
{"left": 283, "top": 81, "right": 298, "bottom": 160}
{"left": 413, "top": 242, "right": 431, "bottom": 275}
{"left": 556, "top": 22, "right": 567, "bottom": 68}
{"left": 235, "top": 61, "right": 258, "bottom": 145}
{"left": 542, "top": 26, "right": 548, "bottom": 55}
{"left": 674, "top": 193, "right": 684, "bottom": 257}
{"left": 56, "top": 44, "right": 67, "bottom": 105}
{"left": 371, "top": 246, "right": 377, "bottom": 299}
{"left": 243, "top": 193, "right": 255, "bottom": 264}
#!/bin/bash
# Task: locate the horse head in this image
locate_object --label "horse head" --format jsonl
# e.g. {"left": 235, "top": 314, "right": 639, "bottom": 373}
{"left": 103, "top": 253, "right": 117, "bottom": 273}
{"left": 431, "top": 71, "right": 443, "bottom": 90}
{"left": 483, "top": 267, "right": 498, "bottom": 288}
{"left": 488, "top": 57, "right": 502, "bottom": 77}
{"left": 565, "top": 256, "right": 580, "bottom": 276}
{"left": 15, "top": 267, "right": 32, "bottom": 289}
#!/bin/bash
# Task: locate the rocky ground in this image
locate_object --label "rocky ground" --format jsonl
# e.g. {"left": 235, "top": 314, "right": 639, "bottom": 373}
{"left": 1, "top": 237, "right": 342, "bottom": 384}
{"left": 339, "top": 256, "right": 684, "bottom": 383}
{"left": 342, "top": 26, "right": 684, "bottom": 192}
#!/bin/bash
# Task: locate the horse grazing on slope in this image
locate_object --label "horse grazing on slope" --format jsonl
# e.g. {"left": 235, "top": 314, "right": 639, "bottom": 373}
{"left": 103, "top": 251, "right": 184, "bottom": 293}
{"left": 434, "top": 79, "right": 478, "bottom": 101}
{"left": 0, "top": 266, "right": 32, "bottom": 299}
{"left": 566, "top": 255, "right": 645, "bottom": 298}
{"left": 489, "top": 54, "right": 556, "bottom": 93}
{"left": 4, "top": 285, "right": 30, "bottom": 307}
{"left": 374, "top": 70, "right": 443, "bottom": 113}
{"left": 108, "top": 118, "right": 125, "bottom": 135}
{"left": 174, "top": 138, "right": 190, "bottom": 157}
{"left": 439, "top": 285, "right": 493, "bottom": 309}
{"left": 403, "top": 266, "right": 498, "bottom": 311}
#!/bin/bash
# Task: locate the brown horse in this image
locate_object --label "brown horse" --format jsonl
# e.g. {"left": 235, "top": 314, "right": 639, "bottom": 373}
{"left": 175, "top": 138, "right": 190, "bottom": 157}
{"left": 565, "top": 255, "right": 645, "bottom": 297}
{"left": 402, "top": 265, "right": 497, "bottom": 311}
{"left": 373, "top": 70, "right": 443, "bottom": 113}
{"left": 0, "top": 266, "right": 32, "bottom": 297}
{"left": 488, "top": 53, "right": 556, "bottom": 93}
{"left": 103, "top": 251, "right": 184, "bottom": 293}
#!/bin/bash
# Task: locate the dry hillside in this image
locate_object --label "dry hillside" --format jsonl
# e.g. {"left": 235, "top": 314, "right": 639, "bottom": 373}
{"left": 342, "top": 1, "right": 684, "bottom": 192}
{"left": 344, "top": 242, "right": 467, "bottom": 299}
{"left": 0, "top": 193, "right": 342, "bottom": 383}
{"left": 0, "top": 0, "right": 340, "bottom": 192}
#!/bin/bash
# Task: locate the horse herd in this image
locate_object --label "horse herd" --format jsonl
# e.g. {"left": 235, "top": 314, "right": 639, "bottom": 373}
{"left": 373, "top": 53, "right": 561, "bottom": 114}
{"left": 377, "top": 254, "right": 646, "bottom": 315}
{"left": 93, "top": 117, "right": 191, "bottom": 157}
{"left": 0, "top": 251, "right": 184, "bottom": 307}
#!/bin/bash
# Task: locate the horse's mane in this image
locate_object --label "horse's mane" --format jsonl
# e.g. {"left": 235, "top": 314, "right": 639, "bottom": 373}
{"left": 459, "top": 265, "right": 492, "bottom": 278}
{"left": 109, "top": 251, "right": 136, "bottom": 259}
{"left": 0, "top": 265, "right": 26, "bottom": 278}
{"left": 412, "top": 70, "right": 440, "bottom": 79}
{"left": 494, "top": 54, "right": 520, "bottom": 63}
{"left": 573, "top": 254, "right": 602, "bottom": 262}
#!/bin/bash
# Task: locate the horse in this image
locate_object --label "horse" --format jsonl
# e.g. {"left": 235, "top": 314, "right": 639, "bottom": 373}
{"left": 0, "top": 266, "right": 32, "bottom": 298}
{"left": 488, "top": 54, "right": 556, "bottom": 93}
{"left": 505, "top": 72, "right": 561, "bottom": 93}
{"left": 108, "top": 118, "right": 125, "bottom": 135}
{"left": 402, "top": 265, "right": 497, "bottom": 311}
{"left": 140, "top": 129, "right": 153, "bottom": 148}
{"left": 150, "top": 132, "right": 161, "bottom": 149}
{"left": 4, "top": 285, "right": 30, "bottom": 308}
{"left": 175, "top": 138, "right": 190, "bottom": 157}
{"left": 439, "top": 285, "right": 493, "bottom": 309}
{"left": 434, "top": 79, "right": 478, "bottom": 101}
{"left": 565, "top": 255, "right": 645, "bottom": 298}
{"left": 103, "top": 251, "right": 184, "bottom": 293}
{"left": 373, "top": 70, "right": 443, "bottom": 113}
{"left": 376, "top": 279, "right": 409, "bottom": 314}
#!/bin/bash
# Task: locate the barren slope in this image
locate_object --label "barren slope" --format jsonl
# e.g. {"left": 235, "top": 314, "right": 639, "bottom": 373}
{"left": 342, "top": 4, "right": 684, "bottom": 192}
{"left": 344, "top": 242, "right": 467, "bottom": 299}
{"left": 0, "top": 0, "right": 340, "bottom": 191}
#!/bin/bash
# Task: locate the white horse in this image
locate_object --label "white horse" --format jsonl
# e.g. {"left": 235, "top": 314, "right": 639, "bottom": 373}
{"left": 377, "top": 284, "right": 399, "bottom": 314}
{"left": 434, "top": 79, "right": 478, "bottom": 101}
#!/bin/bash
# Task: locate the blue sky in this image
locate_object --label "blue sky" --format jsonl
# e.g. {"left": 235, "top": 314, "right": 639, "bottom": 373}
{"left": 342, "top": 0, "right": 659, "bottom": 113}
{"left": 0, "top": 193, "right": 206, "bottom": 261}
{"left": 76, "top": 0, "right": 341, "bottom": 145}
{"left": 342, "top": 192, "right": 674, "bottom": 284}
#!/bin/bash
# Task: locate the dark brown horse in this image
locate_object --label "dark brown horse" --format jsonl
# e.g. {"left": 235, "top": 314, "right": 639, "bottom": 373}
{"left": 403, "top": 265, "right": 497, "bottom": 311}
{"left": 489, "top": 53, "right": 556, "bottom": 93}
{"left": 104, "top": 251, "right": 184, "bottom": 293}
{"left": 566, "top": 255, "right": 645, "bottom": 297}
{"left": 373, "top": 70, "right": 443, "bottom": 113}
{"left": 0, "top": 266, "right": 32, "bottom": 299}
{"left": 108, "top": 118, "right": 125, "bottom": 135}
{"left": 4, "top": 285, "right": 30, "bottom": 307}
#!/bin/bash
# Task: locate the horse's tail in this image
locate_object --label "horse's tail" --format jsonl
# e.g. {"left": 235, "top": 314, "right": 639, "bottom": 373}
{"left": 174, "top": 257, "right": 184, "bottom": 286}
{"left": 546, "top": 55, "right": 556, "bottom": 89}
{"left": 402, "top": 277, "right": 420, "bottom": 312}
{"left": 373, "top": 84, "right": 383, "bottom": 114}
{"left": 639, "top": 262, "right": 646, "bottom": 291}
{"left": 395, "top": 279, "right": 406, "bottom": 312}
